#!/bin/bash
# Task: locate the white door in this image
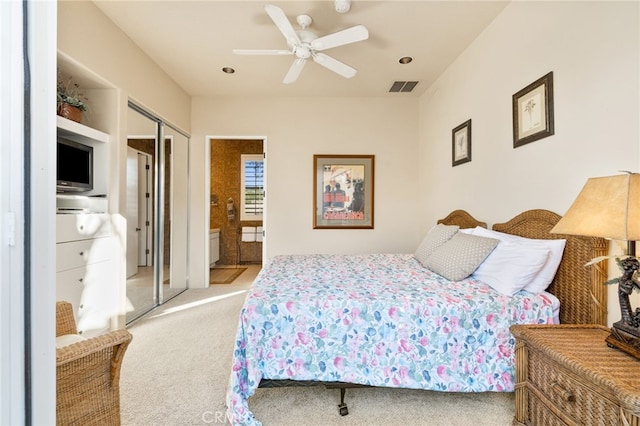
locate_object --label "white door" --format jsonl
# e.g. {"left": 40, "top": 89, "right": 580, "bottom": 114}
{"left": 138, "top": 152, "right": 152, "bottom": 266}
{"left": 126, "top": 147, "right": 153, "bottom": 274}
{"left": 126, "top": 147, "right": 140, "bottom": 277}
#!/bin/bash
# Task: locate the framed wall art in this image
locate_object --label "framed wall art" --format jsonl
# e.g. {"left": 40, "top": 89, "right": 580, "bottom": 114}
{"left": 452, "top": 119, "right": 472, "bottom": 167}
{"left": 313, "top": 154, "right": 374, "bottom": 229}
{"left": 512, "top": 71, "right": 554, "bottom": 148}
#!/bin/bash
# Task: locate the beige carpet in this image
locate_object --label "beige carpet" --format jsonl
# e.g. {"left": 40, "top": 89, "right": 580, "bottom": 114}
{"left": 120, "top": 265, "right": 514, "bottom": 425}
{"left": 210, "top": 267, "right": 247, "bottom": 284}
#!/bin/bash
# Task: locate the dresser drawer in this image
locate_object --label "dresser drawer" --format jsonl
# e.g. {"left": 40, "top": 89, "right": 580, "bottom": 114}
{"left": 56, "top": 213, "right": 112, "bottom": 243}
{"left": 528, "top": 348, "right": 621, "bottom": 425}
{"left": 56, "top": 267, "right": 87, "bottom": 312}
{"left": 56, "top": 237, "right": 114, "bottom": 272}
{"left": 56, "top": 260, "right": 116, "bottom": 336}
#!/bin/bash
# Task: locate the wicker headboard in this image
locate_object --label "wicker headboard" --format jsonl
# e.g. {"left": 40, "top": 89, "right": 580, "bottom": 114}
{"left": 437, "top": 209, "right": 487, "bottom": 229}
{"left": 492, "top": 209, "right": 608, "bottom": 326}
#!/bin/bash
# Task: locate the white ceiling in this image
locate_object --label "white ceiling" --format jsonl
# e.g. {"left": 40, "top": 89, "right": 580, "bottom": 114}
{"left": 92, "top": 0, "right": 509, "bottom": 98}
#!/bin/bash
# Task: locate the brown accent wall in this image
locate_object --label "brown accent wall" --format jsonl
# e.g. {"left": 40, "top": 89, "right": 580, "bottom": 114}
{"left": 210, "top": 139, "right": 263, "bottom": 265}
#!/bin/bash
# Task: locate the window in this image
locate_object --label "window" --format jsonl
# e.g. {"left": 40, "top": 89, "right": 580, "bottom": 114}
{"left": 241, "top": 154, "right": 264, "bottom": 220}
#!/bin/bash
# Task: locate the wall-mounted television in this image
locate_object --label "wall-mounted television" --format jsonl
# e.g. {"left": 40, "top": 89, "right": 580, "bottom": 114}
{"left": 56, "top": 138, "right": 93, "bottom": 193}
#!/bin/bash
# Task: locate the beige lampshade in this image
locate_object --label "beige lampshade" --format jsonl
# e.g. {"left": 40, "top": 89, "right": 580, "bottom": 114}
{"left": 551, "top": 173, "right": 640, "bottom": 240}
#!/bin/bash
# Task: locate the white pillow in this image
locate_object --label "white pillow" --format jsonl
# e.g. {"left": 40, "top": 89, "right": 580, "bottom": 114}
{"left": 471, "top": 226, "right": 566, "bottom": 293}
{"left": 414, "top": 224, "right": 459, "bottom": 267}
{"left": 472, "top": 240, "right": 551, "bottom": 296}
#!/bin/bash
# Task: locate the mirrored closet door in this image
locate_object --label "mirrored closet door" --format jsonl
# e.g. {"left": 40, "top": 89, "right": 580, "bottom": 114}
{"left": 125, "top": 102, "right": 190, "bottom": 323}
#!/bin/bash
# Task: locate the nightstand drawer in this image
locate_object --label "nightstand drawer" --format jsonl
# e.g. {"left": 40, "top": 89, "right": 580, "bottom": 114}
{"left": 527, "top": 345, "right": 627, "bottom": 426}
{"left": 512, "top": 325, "right": 640, "bottom": 426}
{"left": 527, "top": 393, "right": 569, "bottom": 426}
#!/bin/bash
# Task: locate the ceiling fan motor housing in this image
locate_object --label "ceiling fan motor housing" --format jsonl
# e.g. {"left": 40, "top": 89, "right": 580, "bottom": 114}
{"left": 296, "top": 14, "right": 312, "bottom": 29}
{"left": 293, "top": 26, "right": 318, "bottom": 59}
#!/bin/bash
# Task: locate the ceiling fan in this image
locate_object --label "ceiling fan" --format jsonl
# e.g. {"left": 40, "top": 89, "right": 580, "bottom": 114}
{"left": 233, "top": 4, "right": 369, "bottom": 84}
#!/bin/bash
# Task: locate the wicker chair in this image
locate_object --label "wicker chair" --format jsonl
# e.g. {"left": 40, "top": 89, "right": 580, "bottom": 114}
{"left": 56, "top": 301, "right": 132, "bottom": 426}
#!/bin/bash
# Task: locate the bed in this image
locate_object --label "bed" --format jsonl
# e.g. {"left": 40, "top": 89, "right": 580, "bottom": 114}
{"left": 226, "top": 209, "right": 608, "bottom": 425}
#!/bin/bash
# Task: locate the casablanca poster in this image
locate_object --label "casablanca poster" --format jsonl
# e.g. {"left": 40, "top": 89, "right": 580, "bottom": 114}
{"left": 313, "top": 155, "right": 374, "bottom": 229}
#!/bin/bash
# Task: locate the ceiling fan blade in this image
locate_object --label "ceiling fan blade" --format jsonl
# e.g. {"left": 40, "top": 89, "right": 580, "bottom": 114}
{"left": 283, "top": 58, "right": 306, "bottom": 84}
{"left": 233, "top": 49, "right": 292, "bottom": 56}
{"left": 265, "top": 4, "right": 301, "bottom": 46}
{"left": 312, "top": 53, "right": 357, "bottom": 79}
{"left": 311, "top": 25, "right": 369, "bottom": 51}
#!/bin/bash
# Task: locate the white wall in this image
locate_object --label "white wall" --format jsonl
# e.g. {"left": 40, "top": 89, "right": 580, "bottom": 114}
{"left": 58, "top": 1, "right": 192, "bottom": 216}
{"left": 189, "top": 97, "right": 419, "bottom": 286}
{"left": 417, "top": 1, "right": 639, "bottom": 325}
{"left": 57, "top": 1, "right": 190, "bottom": 132}
{"left": 419, "top": 0, "right": 639, "bottom": 226}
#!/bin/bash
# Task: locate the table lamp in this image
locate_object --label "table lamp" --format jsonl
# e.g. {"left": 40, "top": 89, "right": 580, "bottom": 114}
{"left": 551, "top": 172, "right": 640, "bottom": 359}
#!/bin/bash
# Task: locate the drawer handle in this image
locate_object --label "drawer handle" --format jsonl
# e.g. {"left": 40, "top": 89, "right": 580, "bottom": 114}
{"left": 79, "top": 251, "right": 85, "bottom": 256}
{"left": 551, "top": 381, "right": 574, "bottom": 402}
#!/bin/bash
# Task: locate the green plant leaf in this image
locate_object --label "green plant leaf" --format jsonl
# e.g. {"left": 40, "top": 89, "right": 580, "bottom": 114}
{"left": 604, "top": 277, "right": 620, "bottom": 286}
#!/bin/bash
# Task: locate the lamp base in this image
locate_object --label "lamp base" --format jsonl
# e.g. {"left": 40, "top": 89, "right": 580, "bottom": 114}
{"left": 606, "top": 320, "right": 640, "bottom": 360}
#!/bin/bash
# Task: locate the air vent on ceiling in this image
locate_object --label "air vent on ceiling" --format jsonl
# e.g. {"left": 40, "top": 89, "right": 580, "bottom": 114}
{"left": 389, "top": 81, "right": 419, "bottom": 93}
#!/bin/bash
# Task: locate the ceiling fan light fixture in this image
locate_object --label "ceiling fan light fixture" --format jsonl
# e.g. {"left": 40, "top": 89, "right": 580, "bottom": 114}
{"left": 335, "top": 0, "right": 351, "bottom": 14}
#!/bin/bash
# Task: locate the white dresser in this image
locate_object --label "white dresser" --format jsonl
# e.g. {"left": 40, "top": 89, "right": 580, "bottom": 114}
{"left": 56, "top": 213, "right": 118, "bottom": 336}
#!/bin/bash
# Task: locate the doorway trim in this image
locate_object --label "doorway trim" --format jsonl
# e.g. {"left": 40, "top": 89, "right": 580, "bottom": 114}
{"left": 205, "top": 135, "right": 268, "bottom": 281}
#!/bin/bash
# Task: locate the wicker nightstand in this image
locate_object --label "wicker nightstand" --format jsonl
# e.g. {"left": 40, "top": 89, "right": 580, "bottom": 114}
{"left": 510, "top": 324, "right": 640, "bottom": 426}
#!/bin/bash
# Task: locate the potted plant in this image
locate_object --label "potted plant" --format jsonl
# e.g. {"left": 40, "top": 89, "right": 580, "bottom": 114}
{"left": 57, "top": 72, "right": 87, "bottom": 123}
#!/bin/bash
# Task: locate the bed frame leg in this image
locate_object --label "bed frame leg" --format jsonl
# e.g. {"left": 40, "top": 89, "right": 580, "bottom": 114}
{"left": 338, "top": 387, "right": 349, "bottom": 416}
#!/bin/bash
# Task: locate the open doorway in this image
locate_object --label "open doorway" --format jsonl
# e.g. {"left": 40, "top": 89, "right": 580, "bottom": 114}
{"left": 207, "top": 137, "right": 266, "bottom": 284}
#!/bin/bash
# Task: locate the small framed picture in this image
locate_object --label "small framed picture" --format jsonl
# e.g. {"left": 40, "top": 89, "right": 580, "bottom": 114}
{"left": 512, "top": 72, "right": 554, "bottom": 148}
{"left": 313, "top": 154, "right": 374, "bottom": 229}
{"left": 452, "top": 119, "right": 472, "bottom": 167}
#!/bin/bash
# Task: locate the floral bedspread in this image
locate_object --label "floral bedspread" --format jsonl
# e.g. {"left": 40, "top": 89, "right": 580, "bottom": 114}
{"left": 226, "top": 254, "right": 556, "bottom": 425}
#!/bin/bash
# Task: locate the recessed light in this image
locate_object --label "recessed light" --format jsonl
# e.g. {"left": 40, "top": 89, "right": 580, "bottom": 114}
{"left": 222, "top": 67, "right": 235, "bottom": 74}
{"left": 398, "top": 57, "right": 413, "bottom": 65}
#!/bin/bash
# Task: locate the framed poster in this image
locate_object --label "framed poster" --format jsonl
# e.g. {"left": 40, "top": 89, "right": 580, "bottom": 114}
{"left": 512, "top": 72, "right": 554, "bottom": 148}
{"left": 313, "top": 154, "right": 374, "bottom": 229}
{"left": 452, "top": 119, "right": 472, "bottom": 167}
